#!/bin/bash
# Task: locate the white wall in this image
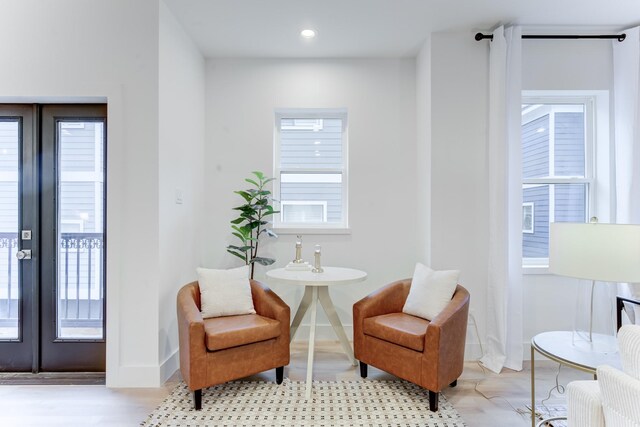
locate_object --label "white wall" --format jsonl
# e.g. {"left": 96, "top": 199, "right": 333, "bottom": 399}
{"left": 204, "top": 58, "right": 417, "bottom": 339}
{"left": 158, "top": 0, "right": 206, "bottom": 383}
{"left": 430, "top": 32, "right": 491, "bottom": 359}
{"left": 430, "top": 31, "right": 615, "bottom": 360}
{"left": 523, "top": 39, "right": 613, "bottom": 90}
{"left": 416, "top": 38, "right": 432, "bottom": 265}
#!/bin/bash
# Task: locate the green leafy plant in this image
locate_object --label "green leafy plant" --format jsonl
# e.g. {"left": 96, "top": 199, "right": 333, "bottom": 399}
{"left": 226, "top": 171, "right": 279, "bottom": 279}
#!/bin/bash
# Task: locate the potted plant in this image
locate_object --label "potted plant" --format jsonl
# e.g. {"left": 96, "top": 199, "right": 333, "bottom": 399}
{"left": 226, "top": 171, "right": 279, "bottom": 279}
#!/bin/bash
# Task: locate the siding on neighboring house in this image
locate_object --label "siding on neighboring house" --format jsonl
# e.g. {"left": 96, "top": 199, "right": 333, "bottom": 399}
{"left": 523, "top": 185, "right": 550, "bottom": 258}
{"left": 59, "top": 182, "right": 97, "bottom": 231}
{"left": 554, "top": 184, "right": 586, "bottom": 223}
{"left": 0, "top": 182, "right": 17, "bottom": 230}
{"left": 0, "top": 121, "right": 18, "bottom": 176}
{"left": 0, "top": 121, "right": 20, "bottom": 299}
{"left": 554, "top": 112, "right": 585, "bottom": 177}
{"left": 60, "top": 125, "right": 97, "bottom": 172}
{"left": 280, "top": 118, "right": 342, "bottom": 169}
{"left": 522, "top": 111, "right": 586, "bottom": 258}
{"left": 522, "top": 115, "right": 549, "bottom": 179}
{"left": 0, "top": 121, "right": 19, "bottom": 232}
{"left": 279, "top": 118, "right": 343, "bottom": 223}
{"left": 0, "top": 122, "right": 101, "bottom": 234}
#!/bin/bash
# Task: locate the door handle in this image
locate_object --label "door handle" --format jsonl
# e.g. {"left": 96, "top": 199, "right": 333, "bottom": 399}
{"left": 16, "top": 250, "right": 32, "bottom": 260}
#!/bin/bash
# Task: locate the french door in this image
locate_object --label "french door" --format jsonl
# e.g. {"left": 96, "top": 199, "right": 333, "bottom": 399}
{"left": 0, "top": 104, "right": 106, "bottom": 372}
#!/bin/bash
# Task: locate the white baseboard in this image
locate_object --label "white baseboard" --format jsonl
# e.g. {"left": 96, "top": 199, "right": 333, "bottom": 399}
{"left": 108, "top": 365, "right": 162, "bottom": 388}
{"left": 160, "top": 349, "right": 179, "bottom": 384}
{"left": 106, "top": 350, "right": 179, "bottom": 388}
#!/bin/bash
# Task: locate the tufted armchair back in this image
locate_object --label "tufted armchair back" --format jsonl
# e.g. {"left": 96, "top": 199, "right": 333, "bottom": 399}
{"left": 596, "top": 325, "right": 640, "bottom": 427}
{"left": 567, "top": 324, "right": 640, "bottom": 427}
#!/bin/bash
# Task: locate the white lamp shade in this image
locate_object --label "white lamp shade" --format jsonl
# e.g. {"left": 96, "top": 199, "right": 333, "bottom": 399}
{"left": 549, "top": 222, "right": 640, "bottom": 283}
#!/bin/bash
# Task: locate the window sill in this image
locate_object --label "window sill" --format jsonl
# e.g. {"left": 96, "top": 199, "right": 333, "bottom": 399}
{"left": 273, "top": 227, "right": 352, "bottom": 235}
{"left": 523, "top": 265, "right": 550, "bottom": 275}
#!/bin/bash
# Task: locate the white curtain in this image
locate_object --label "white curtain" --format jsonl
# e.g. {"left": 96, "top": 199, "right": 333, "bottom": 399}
{"left": 613, "top": 26, "right": 640, "bottom": 324}
{"left": 480, "top": 25, "right": 524, "bottom": 373}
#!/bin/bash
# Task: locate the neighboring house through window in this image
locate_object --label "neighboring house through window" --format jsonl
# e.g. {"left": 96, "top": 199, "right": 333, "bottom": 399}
{"left": 274, "top": 109, "right": 348, "bottom": 232}
{"left": 521, "top": 93, "right": 604, "bottom": 266}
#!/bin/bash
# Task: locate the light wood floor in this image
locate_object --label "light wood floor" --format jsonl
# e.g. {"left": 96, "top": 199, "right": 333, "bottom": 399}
{"left": 0, "top": 341, "right": 593, "bottom": 427}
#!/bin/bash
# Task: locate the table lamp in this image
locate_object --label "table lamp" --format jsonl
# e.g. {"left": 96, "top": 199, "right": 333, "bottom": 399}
{"left": 549, "top": 219, "right": 640, "bottom": 351}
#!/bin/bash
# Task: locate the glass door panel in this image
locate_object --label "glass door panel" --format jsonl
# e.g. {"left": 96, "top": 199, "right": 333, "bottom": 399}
{"left": 57, "top": 121, "right": 105, "bottom": 340}
{"left": 40, "top": 104, "right": 106, "bottom": 372}
{"left": 0, "top": 120, "right": 19, "bottom": 340}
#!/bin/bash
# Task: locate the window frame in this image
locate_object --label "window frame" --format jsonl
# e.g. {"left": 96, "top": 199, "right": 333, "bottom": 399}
{"left": 522, "top": 202, "right": 535, "bottom": 234}
{"left": 280, "top": 200, "right": 328, "bottom": 223}
{"left": 521, "top": 93, "right": 597, "bottom": 268}
{"left": 273, "top": 108, "right": 349, "bottom": 234}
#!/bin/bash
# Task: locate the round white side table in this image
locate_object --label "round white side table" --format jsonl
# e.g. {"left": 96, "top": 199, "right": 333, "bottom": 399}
{"left": 266, "top": 266, "right": 367, "bottom": 398}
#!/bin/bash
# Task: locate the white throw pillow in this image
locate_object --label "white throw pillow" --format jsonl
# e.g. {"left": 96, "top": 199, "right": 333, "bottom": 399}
{"left": 402, "top": 262, "right": 460, "bottom": 321}
{"left": 196, "top": 265, "right": 256, "bottom": 318}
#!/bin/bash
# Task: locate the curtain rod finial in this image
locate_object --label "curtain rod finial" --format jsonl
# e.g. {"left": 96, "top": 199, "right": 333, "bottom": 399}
{"left": 475, "top": 32, "right": 484, "bottom": 41}
{"left": 618, "top": 33, "right": 626, "bottom": 42}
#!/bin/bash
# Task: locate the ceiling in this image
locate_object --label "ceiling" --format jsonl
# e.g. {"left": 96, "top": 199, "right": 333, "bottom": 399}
{"left": 163, "top": 0, "right": 640, "bottom": 58}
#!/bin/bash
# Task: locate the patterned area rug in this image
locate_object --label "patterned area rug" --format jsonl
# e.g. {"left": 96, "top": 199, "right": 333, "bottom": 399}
{"left": 142, "top": 379, "right": 466, "bottom": 426}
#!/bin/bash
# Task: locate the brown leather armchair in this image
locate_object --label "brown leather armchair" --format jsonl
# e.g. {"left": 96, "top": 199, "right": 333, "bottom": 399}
{"left": 353, "top": 279, "right": 469, "bottom": 412}
{"left": 177, "top": 280, "right": 290, "bottom": 409}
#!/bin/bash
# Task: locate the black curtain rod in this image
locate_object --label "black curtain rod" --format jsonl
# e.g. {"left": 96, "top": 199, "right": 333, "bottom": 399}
{"left": 474, "top": 32, "right": 626, "bottom": 42}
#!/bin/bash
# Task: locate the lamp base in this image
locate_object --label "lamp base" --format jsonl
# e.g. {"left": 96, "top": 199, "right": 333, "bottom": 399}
{"left": 572, "top": 279, "right": 617, "bottom": 354}
{"left": 571, "top": 331, "right": 618, "bottom": 354}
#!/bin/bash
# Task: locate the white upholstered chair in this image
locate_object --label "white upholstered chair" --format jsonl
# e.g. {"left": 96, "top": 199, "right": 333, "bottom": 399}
{"left": 566, "top": 324, "right": 640, "bottom": 426}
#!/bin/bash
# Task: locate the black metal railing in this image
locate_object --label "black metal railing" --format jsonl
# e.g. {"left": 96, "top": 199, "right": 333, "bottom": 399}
{"left": 59, "top": 232, "right": 104, "bottom": 327}
{"left": 0, "top": 232, "right": 104, "bottom": 328}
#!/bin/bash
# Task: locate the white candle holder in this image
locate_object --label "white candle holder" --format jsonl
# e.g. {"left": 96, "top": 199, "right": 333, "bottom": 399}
{"left": 293, "top": 235, "right": 304, "bottom": 264}
{"left": 312, "top": 244, "right": 324, "bottom": 273}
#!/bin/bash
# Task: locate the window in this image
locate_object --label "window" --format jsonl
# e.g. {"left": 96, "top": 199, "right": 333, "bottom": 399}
{"left": 521, "top": 95, "right": 596, "bottom": 266}
{"left": 274, "top": 109, "right": 348, "bottom": 232}
{"left": 281, "top": 201, "right": 327, "bottom": 223}
{"left": 522, "top": 203, "right": 534, "bottom": 234}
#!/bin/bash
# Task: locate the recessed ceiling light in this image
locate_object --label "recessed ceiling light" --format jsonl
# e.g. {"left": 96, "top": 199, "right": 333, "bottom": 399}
{"left": 301, "top": 29, "right": 316, "bottom": 39}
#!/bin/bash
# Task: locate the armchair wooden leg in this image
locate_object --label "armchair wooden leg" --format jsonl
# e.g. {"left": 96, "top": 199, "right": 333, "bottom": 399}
{"left": 428, "top": 390, "right": 438, "bottom": 412}
{"left": 359, "top": 361, "right": 368, "bottom": 378}
{"left": 449, "top": 379, "right": 457, "bottom": 388}
{"left": 276, "top": 366, "right": 284, "bottom": 385}
{"left": 194, "top": 389, "right": 202, "bottom": 410}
